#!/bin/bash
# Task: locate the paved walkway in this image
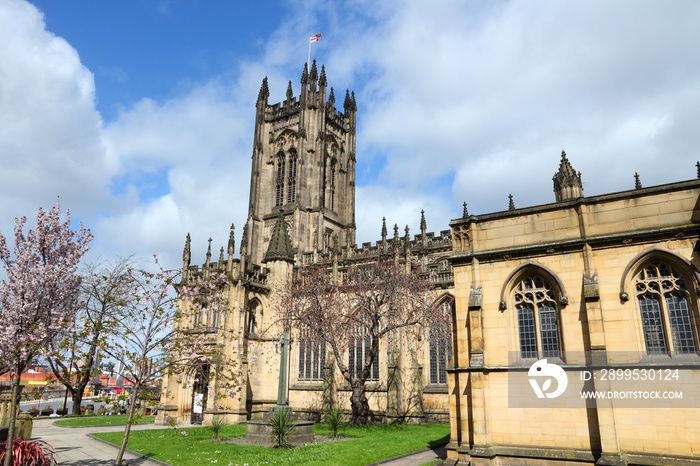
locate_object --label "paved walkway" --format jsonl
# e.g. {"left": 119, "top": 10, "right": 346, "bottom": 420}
{"left": 31, "top": 418, "right": 166, "bottom": 466}
{"left": 31, "top": 418, "right": 447, "bottom": 466}
{"left": 372, "top": 444, "right": 447, "bottom": 465}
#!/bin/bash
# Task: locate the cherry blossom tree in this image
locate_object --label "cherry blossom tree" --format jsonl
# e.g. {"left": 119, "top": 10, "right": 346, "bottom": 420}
{"left": 47, "top": 258, "right": 136, "bottom": 415}
{"left": 102, "top": 259, "right": 243, "bottom": 466}
{"left": 283, "top": 260, "right": 440, "bottom": 425}
{"left": 0, "top": 205, "right": 92, "bottom": 466}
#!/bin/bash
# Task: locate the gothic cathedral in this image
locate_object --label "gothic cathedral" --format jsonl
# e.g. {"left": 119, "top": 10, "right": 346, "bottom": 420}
{"left": 157, "top": 62, "right": 455, "bottom": 427}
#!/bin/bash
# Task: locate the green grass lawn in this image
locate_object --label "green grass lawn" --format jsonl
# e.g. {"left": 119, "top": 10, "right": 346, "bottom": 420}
{"left": 53, "top": 415, "right": 155, "bottom": 427}
{"left": 93, "top": 422, "right": 450, "bottom": 466}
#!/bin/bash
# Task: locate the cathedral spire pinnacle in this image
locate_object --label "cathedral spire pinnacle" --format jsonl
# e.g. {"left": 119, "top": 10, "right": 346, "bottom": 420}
{"left": 404, "top": 225, "right": 411, "bottom": 254}
{"left": 508, "top": 194, "right": 515, "bottom": 210}
{"left": 301, "top": 62, "right": 309, "bottom": 85}
{"left": 393, "top": 223, "right": 400, "bottom": 251}
{"left": 463, "top": 202, "right": 469, "bottom": 218}
{"left": 344, "top": 90, "right": 351, "bottom": 111}
{"left": 182, "top": 233, "right": 191, "bottom": 269}
{"left": 553, "top": 150, "right": 583, "bottom": 202}
{"left": 205, "top": 237, "right": 212, "bottom": 267}
{"left": 319, "top": 64, "right": 327, "bottom": 88}
{"left": 634, "top": 172, "right": 642, "bottom": 190}
{"left": 310, "top": 60, "right": 318, "bottom": 88}
{"left": 420, "top": 210, "right": 427, "bottom": 233}
{"left": 286, "top": 80, "right": 293, "bottom": 102}
{"left": 328, "top": 87, "right": 335, "bottom": 109}
{"left": 257, "top": 77, "right": 269, "bottom": 105}
{"left": 228, "top": 224, "right": 235, "bottom": 256}
{"left": 263, "top": 213, "right": 295, "bottom": 264}
{"left": 381, "top": 217, "right": 388, "bottom": 254}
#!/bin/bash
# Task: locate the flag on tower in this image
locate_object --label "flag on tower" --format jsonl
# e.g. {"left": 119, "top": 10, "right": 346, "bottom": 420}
{"left": 310, "top": 32, "right": 322, "bottom": 43}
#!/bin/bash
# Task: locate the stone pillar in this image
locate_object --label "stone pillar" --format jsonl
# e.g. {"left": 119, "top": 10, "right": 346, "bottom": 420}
{"left": 321, "top": 355, "right": 336, "bottom": 413}
{"left": 386, "top": 360, "right": 401, "bottom": 421}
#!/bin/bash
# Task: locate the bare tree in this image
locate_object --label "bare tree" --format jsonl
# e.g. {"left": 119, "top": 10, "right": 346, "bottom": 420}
{"left": 102, "top": 259, "right": 243, "bottom": 466}
{"left": 283, "top": 260, "right": 439, "bottom": 425}
{"left": 47, "top": 258, "right": 135, "bottom": 415}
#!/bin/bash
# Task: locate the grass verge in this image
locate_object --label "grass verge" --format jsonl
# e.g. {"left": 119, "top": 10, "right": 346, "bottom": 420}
{"left": 93, "top": 422, "right": 449, "bottom": 466}
{"left": 53, "top": 415, "right": 155, "bottom": 427}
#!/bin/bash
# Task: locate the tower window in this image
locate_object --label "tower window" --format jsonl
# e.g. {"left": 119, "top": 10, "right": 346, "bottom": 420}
{"left": 275, "top": 153, "right": 285, "bottom": 207}
{"left": 514, "top": 274, "right": 562, "bottom": 359}
{"left": 287, "top": 151, "right": 297, "bottom": 204}
{"left": 329, "top": 160, "right": 336, "bottom": 211}
{"left": 636, "top": 262, "right": 697, "bottom": 355}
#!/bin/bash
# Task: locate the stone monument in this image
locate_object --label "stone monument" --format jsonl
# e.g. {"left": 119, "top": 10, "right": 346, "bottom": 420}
{"left": 244, "top": 332, "right": 314, "bottom": 446}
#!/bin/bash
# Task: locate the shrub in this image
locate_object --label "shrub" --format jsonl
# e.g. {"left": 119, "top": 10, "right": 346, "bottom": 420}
{"left": 324, "top": 408, "right": 344, "bottom": 439}
{"left": 209, "top": 416, "right": 227, "bottom": 440}
{"left": 0, "top": 438, "right": 56, "bottom": 466}
{"left": 268, "top": 408, "right": 295, "bottom": 448}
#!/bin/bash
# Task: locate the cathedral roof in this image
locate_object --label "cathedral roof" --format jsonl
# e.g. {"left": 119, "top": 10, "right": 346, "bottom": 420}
{"left": 263, "top": 214, "right": 295, "bottom": 264}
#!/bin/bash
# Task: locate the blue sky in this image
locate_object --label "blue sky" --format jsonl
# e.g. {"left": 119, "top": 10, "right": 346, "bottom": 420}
{"left": 1, "top": 0, "right": 699, "bottom": 269}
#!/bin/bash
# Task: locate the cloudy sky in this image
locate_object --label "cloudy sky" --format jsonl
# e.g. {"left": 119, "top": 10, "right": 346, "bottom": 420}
{"left": 1, "top": 0, "right": 699, "bottom": 270}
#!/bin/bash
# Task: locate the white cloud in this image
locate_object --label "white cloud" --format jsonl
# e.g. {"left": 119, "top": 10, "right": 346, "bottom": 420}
{"left": 2, "top": 0, "right": 700, "bottom": 271}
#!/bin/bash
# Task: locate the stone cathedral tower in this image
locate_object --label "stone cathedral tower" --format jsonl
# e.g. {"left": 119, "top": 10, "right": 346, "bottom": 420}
{"left": 243, "top": 61, "right": 357, "bottom": 266}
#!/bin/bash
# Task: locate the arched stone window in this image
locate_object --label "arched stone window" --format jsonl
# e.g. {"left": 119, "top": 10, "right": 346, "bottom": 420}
{"left": 298, "top": 325, "right": 326, "bottom": 381}
{"left": 429, "top": 299, "right": 453, "bottom": 384}
{"left": 514, "top": 274, "right": 562, "bottom": 359}
{"left": 348, "top": 326, "right": 379, "bottom": 380}
{"left": 275, "top": 153, "right": 285, "bottom": 207}
{"left": 635, "top": 261, "right": 698, "bottom": 355}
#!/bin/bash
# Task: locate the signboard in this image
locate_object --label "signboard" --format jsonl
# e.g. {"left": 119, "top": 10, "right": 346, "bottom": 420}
{"left": 193, "top": 393, "right": 203, "bottom": 414}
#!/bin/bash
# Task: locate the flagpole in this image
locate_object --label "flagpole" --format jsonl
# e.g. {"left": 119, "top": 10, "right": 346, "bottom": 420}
{"left": 308, "top": 33, "right": 321, "bottom": 67}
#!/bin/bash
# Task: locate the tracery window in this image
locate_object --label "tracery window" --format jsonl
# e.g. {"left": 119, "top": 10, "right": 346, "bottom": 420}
{"left": 275, "top": 153, "right": 285, "bottom": 207}
{"left": 514, "top": 274, "right": 561, "bottom": 359}
{"left": 429, "top": 300, "right": 453, "bottom": 384}
{"left": 328, "top": 159, "right": 337, "bottom": 211}
{"left": 348, "top": 329, "right": 379, "bottom": 381}
{"left": 298, "top": 326, "right": 326, "bottom": 381}
{"left": 636, "top": 262, "right": 697, "bottom": 355}
{"left": 192, "top": 307, "right": 203, "bottom": 327}
{"left": 207, "top": 307, "right": 219, "bottom": 329}
{"left": 287, "top": 150, "right": 297, "bottom": 204}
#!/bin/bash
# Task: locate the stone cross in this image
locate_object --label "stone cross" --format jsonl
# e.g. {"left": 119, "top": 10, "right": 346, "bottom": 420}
{"left": 275, "top": 331, "right": 290, "bottom": 410}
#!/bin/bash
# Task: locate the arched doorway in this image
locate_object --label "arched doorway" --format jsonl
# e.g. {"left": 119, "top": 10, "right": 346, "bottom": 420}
{"left": 190, "top": 364, "right": 210, "bottom": 425}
